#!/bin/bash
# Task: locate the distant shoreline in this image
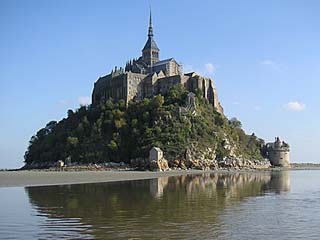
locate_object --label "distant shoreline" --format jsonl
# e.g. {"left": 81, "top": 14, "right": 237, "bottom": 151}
{"left": 290, "top": 163, "right": 320, "bottom": 170}
{"left": 0, "top": 164, "right": 320, "bottom": 188}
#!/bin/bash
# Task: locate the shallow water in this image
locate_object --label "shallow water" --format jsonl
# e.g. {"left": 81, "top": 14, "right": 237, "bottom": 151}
{"left": 0, "top": 170, "right": 320, "bottom": 239}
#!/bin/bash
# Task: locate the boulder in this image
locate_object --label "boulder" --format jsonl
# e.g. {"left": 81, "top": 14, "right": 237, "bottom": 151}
{"left": 149, "top": 158, "right": 169, "bottom": 172}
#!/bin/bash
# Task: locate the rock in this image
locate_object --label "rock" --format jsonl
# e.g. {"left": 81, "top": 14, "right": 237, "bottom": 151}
{"left": 169, "top": 159, "right": 180, "bottom": 168}
{"left": 218, "top": 157, "right": 271, "bottom": 169}
{"left": 130, "top": 156, "right": 169, "bottom": 171}
{"left": 222, "top": 134, "right": 237, "bottom": 157}
{"left": 183, "top": 144, "right": 217, "bottom": 170}
{"left": 209, "top": 160, "right": 218, "bottom": 169}
{"left": 179, "top": 161, "right": 187, "bottom": 170}
{"left": 149, "top": 158, "right": 169, "bottom": 172}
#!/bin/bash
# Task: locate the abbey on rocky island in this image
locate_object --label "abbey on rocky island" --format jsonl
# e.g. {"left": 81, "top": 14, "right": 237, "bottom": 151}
{"left": 92, "top": 11, "right": 223, "bottom": 114}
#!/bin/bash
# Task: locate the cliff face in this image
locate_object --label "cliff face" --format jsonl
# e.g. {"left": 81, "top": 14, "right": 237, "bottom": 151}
{"left": 24, "top": 84, "right": 266, "bottom": 168}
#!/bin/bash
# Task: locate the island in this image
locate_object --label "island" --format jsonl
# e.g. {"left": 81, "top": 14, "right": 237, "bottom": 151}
{"left": 22, "top": 11, "right": 289, "bottom": 172}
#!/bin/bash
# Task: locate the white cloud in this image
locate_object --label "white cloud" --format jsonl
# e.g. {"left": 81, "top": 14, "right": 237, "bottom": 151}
{"left": 78, "top": 96, "right": 91, "bottom": 106}
{"left": 259, "top": 59, "right": 279, "bottom": 71}
{"left": 183, "top": 63, "right": 219, "bottom": 77}
{"left": 204, "top": 63, "right": 216, "bottom": 75}
{"left": 284, "top": 101, "right": 306, "bottom": 112}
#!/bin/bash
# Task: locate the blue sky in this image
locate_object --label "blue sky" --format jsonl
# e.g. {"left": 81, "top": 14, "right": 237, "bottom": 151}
{"left": 1, "top": 0, "right": 319, "bottom": 169}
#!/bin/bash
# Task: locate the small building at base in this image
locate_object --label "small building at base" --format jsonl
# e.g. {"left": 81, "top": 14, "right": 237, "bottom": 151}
{"left": 149, "top": 147, "right": 163, "bottom": 162}
{"left": 57, "top": 160, "right": 64, "bottom": 168}
{"left": 266, "top": 137, "right": 290, "bottom": 167}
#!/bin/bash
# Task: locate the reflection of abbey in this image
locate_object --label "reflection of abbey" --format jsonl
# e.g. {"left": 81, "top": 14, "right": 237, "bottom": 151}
{"left": 92, "top": 12, "right": 223, "bottom": 114}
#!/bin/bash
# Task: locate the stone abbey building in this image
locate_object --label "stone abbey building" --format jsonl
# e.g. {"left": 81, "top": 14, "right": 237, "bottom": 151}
{"left": 92, "top": 12, "right": 223, "bottom": 114}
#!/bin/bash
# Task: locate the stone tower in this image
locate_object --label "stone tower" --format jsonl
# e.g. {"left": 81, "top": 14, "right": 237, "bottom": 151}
{"left": 266, "top": 137, "right": 290, "bottom": 167}
{"left": 142, "top": 10, "right": 160, "bottom": 68}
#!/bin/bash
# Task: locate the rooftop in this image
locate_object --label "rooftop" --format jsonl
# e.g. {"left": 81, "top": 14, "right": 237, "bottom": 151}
{"left": 153, "top": 58, "right": 175, "bottom": 66}
{"left": 142, "top": 37, "right": 159, "bottom": 51}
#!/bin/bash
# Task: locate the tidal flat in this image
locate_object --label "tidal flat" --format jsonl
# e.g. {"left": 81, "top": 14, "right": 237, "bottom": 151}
{"left": 1, "top": 170, "right": 320, "bottom": 239}
{"left": 0, "top": 164, "right": 319, "bottom": 188}
{"left": 0, "top": 169, "right": 214, "bottom": 187}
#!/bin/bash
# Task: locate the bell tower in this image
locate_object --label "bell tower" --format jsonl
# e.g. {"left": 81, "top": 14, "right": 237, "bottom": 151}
{"left": 142, "top": 10, "right": 160, "bottom": 69}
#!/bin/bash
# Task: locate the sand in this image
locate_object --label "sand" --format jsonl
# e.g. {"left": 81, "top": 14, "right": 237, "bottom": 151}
{"left": 0, "top": 170, "right": 209, "bottom": 188}
{"left": 1, "top": 164, "right": 319, "bottom": 188}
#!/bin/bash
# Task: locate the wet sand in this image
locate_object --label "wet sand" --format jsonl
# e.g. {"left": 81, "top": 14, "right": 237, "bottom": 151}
{"left": 0, "top": 170, "right": 209, "bottom": 188}
{"left": 1, "top": 164, "right": 319, "bottom": 188}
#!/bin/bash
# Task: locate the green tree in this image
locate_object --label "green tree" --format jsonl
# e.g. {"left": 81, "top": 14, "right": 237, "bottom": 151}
{"left": 229, "top": 117, "right": 242, "bottom": 128}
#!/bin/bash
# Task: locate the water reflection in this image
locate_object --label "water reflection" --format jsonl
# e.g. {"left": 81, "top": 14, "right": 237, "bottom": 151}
{"left": 25, "top": 171, "right": 290, "bottom": 239}
{"left": 267, "top": 170, "right": 290, "bottom": 193}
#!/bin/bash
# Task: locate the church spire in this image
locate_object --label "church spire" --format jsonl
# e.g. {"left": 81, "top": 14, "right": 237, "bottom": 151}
{"left": 142, "top": 8, "right": 160, "bottom": 68}
{"left": 148, "top": 9, "right": 153, "bottom": 37}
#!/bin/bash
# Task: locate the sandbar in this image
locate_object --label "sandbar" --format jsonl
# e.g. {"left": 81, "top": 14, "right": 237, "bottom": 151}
{"left": 0, "top": 170, "right": 210, "bottom": 188}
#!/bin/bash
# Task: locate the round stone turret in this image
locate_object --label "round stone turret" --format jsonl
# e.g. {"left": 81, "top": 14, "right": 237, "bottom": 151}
{"left": 266, "top": 137, "right": 290, "bottom": 167}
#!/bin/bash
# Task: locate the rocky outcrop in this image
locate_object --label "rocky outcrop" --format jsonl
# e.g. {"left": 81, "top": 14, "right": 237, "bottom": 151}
{"left": 130, "top": 157, "right": 169, "bottom": 171}
{"left": 150, "top": 158, "right": 169, "bottom": 171}
{"left": 183, "top": 145, "right": 217, "bottom": 170}
{"left": 218, "top": 157, "right": 271, "bottom": 169}
{"left": 166, "top": 143, "right": 270, "bottom": 170}
{"left": 222, "top": 134, "right": 237, "bottom": 157}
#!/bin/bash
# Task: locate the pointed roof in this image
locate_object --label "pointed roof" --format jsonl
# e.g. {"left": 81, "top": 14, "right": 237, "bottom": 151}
{"left": 148, "top": 9, "right": 153, "bottom": 37}
{"left": 142, "top": 10, "right": 159, "bottom": 51}
{"left": 142, "top": 38, "right": 159, "bottom": 51}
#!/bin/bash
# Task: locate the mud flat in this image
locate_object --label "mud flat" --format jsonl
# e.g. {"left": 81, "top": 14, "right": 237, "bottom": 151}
{"left": 0, "top": 169, "right": 214, "bottom": 187}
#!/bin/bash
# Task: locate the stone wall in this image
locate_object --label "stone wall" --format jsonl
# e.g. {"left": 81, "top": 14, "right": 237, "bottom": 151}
{"left": 127, "top": 72, "right": 146, "bottom": 102}
{"left": 155, "top": 75, "right": 183, "bottom": 94}
{"left": 92, "top": 72, "right": 127, "bottom": 105}
{"left": 152, "top": 59, "right": 180, "bottom": 76}
{"left": 269, "top": 149, "right": 290, "bottom": 167}
{"left": 92, "top": 70, "right": 224, "bottom": 115}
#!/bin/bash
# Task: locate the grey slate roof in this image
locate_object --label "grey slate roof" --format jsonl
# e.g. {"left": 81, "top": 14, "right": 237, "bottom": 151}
{"left": 142, "top": 37, "right": 159, "bottom": 51}
{"left": 153, "top": 58, "right": 174, "bottom": 66}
